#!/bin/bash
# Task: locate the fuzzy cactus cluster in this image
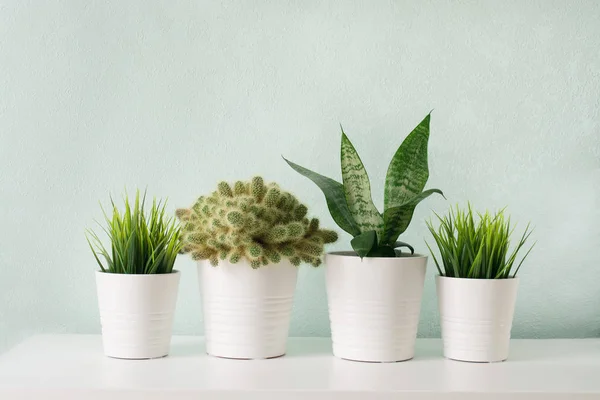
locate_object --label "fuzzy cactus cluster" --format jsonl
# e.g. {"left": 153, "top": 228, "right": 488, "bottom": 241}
{"left": 176, "top": 177, "right": 338, "bottom": 268}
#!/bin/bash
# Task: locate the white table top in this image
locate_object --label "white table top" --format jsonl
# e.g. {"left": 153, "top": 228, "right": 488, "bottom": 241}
{"left": 0, "top": 335, "right": 599, "bottom": 399}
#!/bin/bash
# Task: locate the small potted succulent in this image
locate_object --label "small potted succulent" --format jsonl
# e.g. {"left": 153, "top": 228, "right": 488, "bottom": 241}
{"left": 176, "top": 177, "right": 337, "bottom": 359}
{"left": 426, "top": 204, "right": 534, "bottom": 362}
{"left": 285, "top": 113, "right": 443, "bottom": 362}
{"left": 86, "top": 191, "right": 182, "bottom": 359}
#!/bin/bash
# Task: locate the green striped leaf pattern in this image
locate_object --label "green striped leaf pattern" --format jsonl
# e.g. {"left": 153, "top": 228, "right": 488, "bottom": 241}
{"left": 382, "top": 114, "right": 439, "bottom": 244}
{"left": 340, "top": 132, "right": 384, "bottom": 239}
{"left": 382, "top": 188, "right": 444, "bottom": 243}
{"left": 384, "top": 114, "right": 431, "bottom": 209}
{"left": 283, "top": 157, "right": 361, "bottom": 237}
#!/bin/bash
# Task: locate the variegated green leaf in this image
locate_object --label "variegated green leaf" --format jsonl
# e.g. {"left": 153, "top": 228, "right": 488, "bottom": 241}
{"left": 384, "top": 114, "right": 432, "bottom": 210}
{"left": 382, "top": 188, "right": 444, "bottom": 244}
{"left": 284, "top": 157, "right": 361, "bottom": 236}
{"left": 340, "top": 131, "right": 384, "bottom": 238}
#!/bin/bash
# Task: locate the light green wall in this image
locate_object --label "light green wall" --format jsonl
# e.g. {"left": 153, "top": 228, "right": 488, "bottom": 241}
{"left": 1, "top": 0, "right": 599, "bottom": 352}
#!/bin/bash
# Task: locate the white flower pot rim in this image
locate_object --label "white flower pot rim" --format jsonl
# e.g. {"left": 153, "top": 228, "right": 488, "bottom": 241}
{"left": 436, "top": 275, "right": 519, "bottom": 282}
{"left": 96, "top": 270, "right": 180, "bottom": 276}
{"left": 327, "top": 251, "right": 427, "bottom": 259}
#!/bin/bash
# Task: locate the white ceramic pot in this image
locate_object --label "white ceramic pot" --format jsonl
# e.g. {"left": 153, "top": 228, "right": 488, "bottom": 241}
{"left": 198, "top": 260, "right": 298, "bottom": 359}
{"left": 325, "top": 252, "right": 427, "bottom": 362}
{"left": 95, "top": 270, "right": 180, "bottom": 359}
{"left": 436, "top": 276, "right": 519, "bottom": 362}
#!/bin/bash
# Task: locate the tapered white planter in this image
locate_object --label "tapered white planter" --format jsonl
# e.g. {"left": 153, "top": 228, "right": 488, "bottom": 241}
{"left": 325, "top": 252, "right": 427, "bottom": 362}
{"left": 95, "top": 271, "right": 180, "bottom": 359}
{"left": 198, "top": 260, "right": 298, "bottom": 359}
{"left": 436, "top": 276, "right": 519, "bottom": 363}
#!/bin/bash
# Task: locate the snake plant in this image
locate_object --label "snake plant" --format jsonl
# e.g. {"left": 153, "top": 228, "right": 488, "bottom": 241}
{"left": 285, "top": 113, "right": 443, "bottom": 257}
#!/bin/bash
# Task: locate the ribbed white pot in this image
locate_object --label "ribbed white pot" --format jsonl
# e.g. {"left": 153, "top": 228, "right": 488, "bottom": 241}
{"left": 436, "top": 276, "right": 519, "bottom": 362}
{"left": 95, "top": 270, "right": 180, "bottom": 359}
{"left": 198, "top": 260, "right": 298, "bottom": 359}
{"left": 325, "top": 252, "right": 427, "bottom": 362}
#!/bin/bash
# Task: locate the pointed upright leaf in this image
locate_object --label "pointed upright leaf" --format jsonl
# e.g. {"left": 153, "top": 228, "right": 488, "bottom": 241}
{"left": 382, "top": 188, "right": 444, "bottom": 244}
{"left": 384, "top": 114, "right": 432, "bottom": 210}
{"left": 284, "top": 157, "right": 361, "bottom": 236}
{"left": 340, "top": 131, "right": 384, "bottom": 238}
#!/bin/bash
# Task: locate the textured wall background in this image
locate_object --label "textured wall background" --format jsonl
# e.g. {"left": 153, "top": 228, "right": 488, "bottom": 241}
{"left": 1, "top": 0, "right": 599, "bottom": 352}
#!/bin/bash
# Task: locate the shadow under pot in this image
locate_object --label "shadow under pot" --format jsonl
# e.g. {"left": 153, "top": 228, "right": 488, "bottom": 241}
{"left": 95, "top": 270, "right": 181, "bottom": 359}
{"left": 325, "top": 251, "right": 427, "bottom": 363}
{"left": 436, "top": 276, "right": 519, "bottom": 363}
{"left": 197, "top": 260, "right": 298, "bottom": 359}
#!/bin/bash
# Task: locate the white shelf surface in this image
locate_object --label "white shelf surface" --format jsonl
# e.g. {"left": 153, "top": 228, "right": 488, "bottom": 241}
{"left": 1, "top": 335, "right": 599, "bottom": 399}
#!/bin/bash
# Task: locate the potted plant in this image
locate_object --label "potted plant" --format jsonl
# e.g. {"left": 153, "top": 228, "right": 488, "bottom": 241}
{"left": 285, "top": 113, "right": 443, "bottom": 362}
{"left": 176, "top": 177, "right": 337, "bottom": 359}
{"left": 86, "top": 191, "right": 182, "bottom": 359}
{"left": 426, "top": 204, "right": 534, "bottom": 362}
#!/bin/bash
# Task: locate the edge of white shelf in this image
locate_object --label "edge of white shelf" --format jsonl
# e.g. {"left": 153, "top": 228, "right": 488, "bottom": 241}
{"left": 1, "top": 335, "right": 600, "bottom": 400}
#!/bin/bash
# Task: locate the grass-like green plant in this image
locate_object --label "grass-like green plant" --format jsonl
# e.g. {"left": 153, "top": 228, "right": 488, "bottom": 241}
{"left": 426, "top": 204, "right": 534, "bottom": 279}
{"left": 176, "top": 177, "right": 338, "bottom": 268}
{"left": 285, "top": 113, "right": 443, "bottom": 258}
{"left": 86, "top": 190, "right": 182, "bottom": 274}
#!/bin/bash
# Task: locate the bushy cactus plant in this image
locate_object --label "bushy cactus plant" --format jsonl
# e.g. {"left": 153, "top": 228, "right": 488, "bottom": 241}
{"left": 176, "top": 177, "right": 338, "bottom": 268}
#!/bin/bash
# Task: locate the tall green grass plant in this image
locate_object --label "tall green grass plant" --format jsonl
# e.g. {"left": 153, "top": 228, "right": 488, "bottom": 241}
{"left": 87, "top": 190, "right": 181, "bottom": 274}
{"left": 426, "top": 204, "right": 534, "bottom": 279}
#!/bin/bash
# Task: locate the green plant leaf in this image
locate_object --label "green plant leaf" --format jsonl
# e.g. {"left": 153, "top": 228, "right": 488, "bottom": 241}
{"left": 340, "top": 130, "right": 384, "bottom": 238}
{"left": 350, "top": 230, "right": 377, "bottom": 258}
{"left": 284, "top": 157, "right": 360, "bottom": 236}
{"left": 384, "top": 113, "right": 432, "bottom": 215}
{"left": 394, "top": 241, "right": 414, "bottom": 255}
{"left": 425, "top": 240, "right": 443, "bottom": 275}
{"left": 85, "top": 231, "right": 106, "bottom": 272}
{"left": 382, "top": 188, "right": 444, "bottom": 244}
{"left": 367, "top": 245, "right": 396, "bottom": 257}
